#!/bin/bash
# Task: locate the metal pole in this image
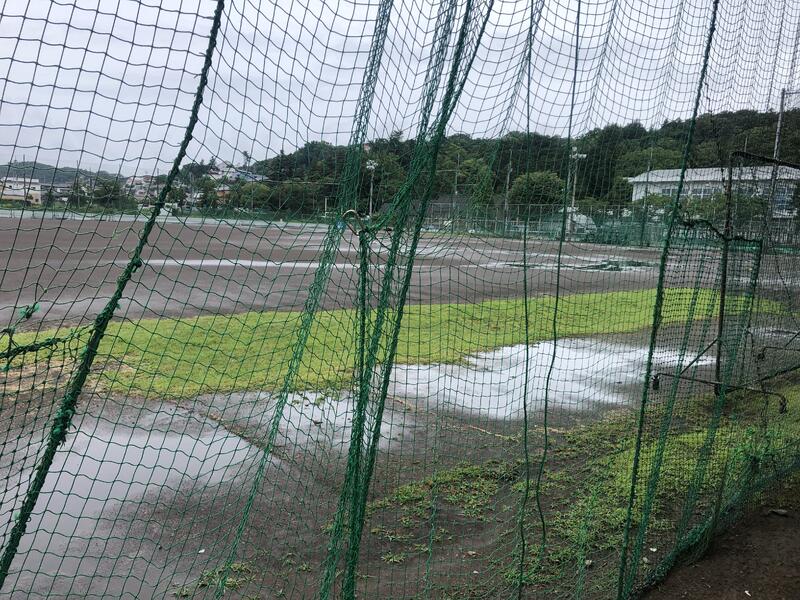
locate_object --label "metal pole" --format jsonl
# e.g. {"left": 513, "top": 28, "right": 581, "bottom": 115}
{"left": 570, "top": 162, "right": 578, "bottom": 212}
{"left": 452, "top": 152, "right": 459, "bottom": 230}
{"left": 715, "top": 162, "right": 734, "bottom": 396}
{"left": 504, "top": 149, "right": 512, "bottom": 235}
{"left": 773, "top": 88, "right": 786, "bottom": 161}
{"left": 569, "top": 147, "right": 586, "bottom": 235}
{"left": 369, "top": 169, "right": 374, "bottom": 215}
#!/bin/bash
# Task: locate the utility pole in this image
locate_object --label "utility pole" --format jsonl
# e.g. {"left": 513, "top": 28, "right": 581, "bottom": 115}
{"left": 774, "top": 88, "right": 787, "bottom": 161}
{"left": 452, "top": 152, "right": 459, "bottom": 227}
{"left": 453, "top": 152, "right": 460, "bottom": 197}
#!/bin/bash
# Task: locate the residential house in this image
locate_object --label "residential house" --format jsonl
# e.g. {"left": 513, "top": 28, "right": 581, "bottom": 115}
{"left": 125, "top": 175, "right": 164, "bottom": 204}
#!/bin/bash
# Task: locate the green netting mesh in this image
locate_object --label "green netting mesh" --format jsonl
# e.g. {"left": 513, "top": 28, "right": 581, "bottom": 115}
{"left": 2, "top": 0, "right": 800, "bottom": 598}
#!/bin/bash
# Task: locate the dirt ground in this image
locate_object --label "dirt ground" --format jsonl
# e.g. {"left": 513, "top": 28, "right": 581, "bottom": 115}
{"left": 0, "top": 215, "right": 662, "bottom": 329}
{"left": 643, "top": 475, "right": 800, "bottom": 600}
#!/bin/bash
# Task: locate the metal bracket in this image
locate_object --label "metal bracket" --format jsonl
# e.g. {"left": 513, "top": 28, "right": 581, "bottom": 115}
{"left": 651, "top": 371, "right": 788, "bottom": 414}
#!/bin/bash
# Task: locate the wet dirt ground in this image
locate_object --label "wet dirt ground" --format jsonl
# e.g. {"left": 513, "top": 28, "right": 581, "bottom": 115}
{"left": 0, "top": 329, "right": 728, "bottom": 599}
{"left": 0, "top": 216, "right": 663, "bottom": 329}
{"left": 2, "top": 217, "right": 797, "bottom": 597}
{"left": 643, "top": 475, "right": 800, "bottom": 600}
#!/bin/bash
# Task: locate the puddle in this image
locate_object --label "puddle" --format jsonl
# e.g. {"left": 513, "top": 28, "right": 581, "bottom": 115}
{"left": 523, "top": 258, "right": 655, "bottom": 272}
{"left": 0, "top": 406, "right": 260, "bottom": 596}
{"left": 197, "top": 389, "right": 420, "bottom": 455}
{"left": 200, "top": 340, "right": 714, "bottom": 444}
{"left": 389, "top": 339, "right": 713, "bottom": 418}
{"left": 573, "top": 259, "right": 654, "bottom": 271}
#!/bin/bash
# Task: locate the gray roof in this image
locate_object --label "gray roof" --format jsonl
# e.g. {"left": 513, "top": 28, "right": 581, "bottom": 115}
{"left": 627, "top": 166, "right": 800, "bottom": 184}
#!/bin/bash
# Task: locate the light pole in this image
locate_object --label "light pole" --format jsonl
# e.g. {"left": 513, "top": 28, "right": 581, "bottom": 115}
{"left": 771, "top": 88, "right": 800, "bottom": 218}
{"left": 569, "top": 146, "right": 587, "bottom": 234}
{"left": 504, "top": 149, "right": 513, "bottom": 235}
{"left": 366, "top": 159, "right": 377, "bottom": 215}
{"left": 773, "top": 88, "right": 800, "bottom": 161}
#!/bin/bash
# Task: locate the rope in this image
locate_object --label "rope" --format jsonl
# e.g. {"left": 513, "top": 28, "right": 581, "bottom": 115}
{"left": 616, "top": 2, "right": 721, "bottom": 596}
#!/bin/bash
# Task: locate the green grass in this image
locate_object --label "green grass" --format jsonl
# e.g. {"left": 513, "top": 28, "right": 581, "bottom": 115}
{"left": 173, "top": 561, "right": 254, "bottom": 597}
{"left": 13, "top": 287, "right": 733, "bottom": 398}
{"left": 510, "top": 383, "right": 800, "bottom": 594}
{"left": 367, "top": 460, "right": 520, "bottom": 525}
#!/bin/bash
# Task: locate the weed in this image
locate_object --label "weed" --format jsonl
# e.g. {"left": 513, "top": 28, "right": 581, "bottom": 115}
{"left": 381, "top": 552, "right": 407, "bottom": 564}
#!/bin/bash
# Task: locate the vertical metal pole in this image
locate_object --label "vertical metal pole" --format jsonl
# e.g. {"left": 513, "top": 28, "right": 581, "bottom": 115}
{"left": 452, "top": 152, "right": 459, "bottom": 230}
{"left": 570, "top": 160, "right": 578, "bottom": 213}
{"left": 368, "top": 170, "right": 374, "bottom": 215}
{"left": 773, "top": 88, "right": 786, "bottom": 162}
{"left": 640, "top": 146, "right": 654, "bottom": 247}
{"left": 715, "top": 162, "right": 734, "bottom": 395}
{"left": 504, "top": 148, "right": 512, "bottom": 235}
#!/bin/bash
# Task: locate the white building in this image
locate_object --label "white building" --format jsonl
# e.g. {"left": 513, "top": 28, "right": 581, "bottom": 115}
{"left": 208, "top": 164, "right": 267, "bottom": 183}
{"left": 627, "top": 167, "right": 800, "bottom": 218}
{"left": 0, "top": 177, "right": 41, "bottom": 204}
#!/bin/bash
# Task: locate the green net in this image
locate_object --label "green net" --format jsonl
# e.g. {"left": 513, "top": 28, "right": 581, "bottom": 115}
{"left": 2, "top": 0, "right": 800, "bottom": 598}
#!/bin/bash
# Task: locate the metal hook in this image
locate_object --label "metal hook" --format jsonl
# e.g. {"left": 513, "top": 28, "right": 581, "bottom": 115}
{"left": 340, "top": 209, "right": 367, "bottom": 235}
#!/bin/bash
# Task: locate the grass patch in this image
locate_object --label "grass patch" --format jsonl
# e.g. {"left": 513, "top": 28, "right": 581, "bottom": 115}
{"left": 368, "top": 460, "right": 520, "bottom": 525}
{"left": 511, "top": 383, "right": 800, "bottom": 594}
{"left": 11, "top": 287, "right": 738, "bottom": 398}
{"left": 173, "top": 561, "right": 254, "bottom": 597}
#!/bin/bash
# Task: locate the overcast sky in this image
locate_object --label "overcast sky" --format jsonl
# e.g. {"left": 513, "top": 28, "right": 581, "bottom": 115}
{"left": 1, "top": 0, "right": 799, "bottom": 176}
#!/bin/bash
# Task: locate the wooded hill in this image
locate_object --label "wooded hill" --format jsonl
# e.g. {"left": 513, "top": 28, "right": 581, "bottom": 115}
{"left": 4, "top": 108, "right": 798, "bottom": 213}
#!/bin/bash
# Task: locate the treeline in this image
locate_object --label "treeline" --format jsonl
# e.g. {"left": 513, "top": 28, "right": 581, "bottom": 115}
{"left": 239, "top": 107, "right": 800, "bottom": 213}
{"left": 5, "top": 107, "right": 799, "bottom": 214}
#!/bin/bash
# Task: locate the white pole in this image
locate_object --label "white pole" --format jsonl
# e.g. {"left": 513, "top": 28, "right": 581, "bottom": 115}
{"left": 369, "top": 170, "right": 374, "bottom": 215}
{"left": 773, "top": 88, "right": 786, "bottom": 161}
{"left": 504, "top": 149, "right": 512, "bottom": 233}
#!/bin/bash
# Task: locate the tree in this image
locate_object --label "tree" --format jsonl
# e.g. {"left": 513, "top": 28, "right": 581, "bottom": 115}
{"left": 167, "top": 186, "right": 188, "bottom": 208}
{"left": 508, "top": 171, "right": 565, "bottom": 208}
{"left": 42, "top": 187, "right": 56, "bottom": 208}
{"left": 604, "top": 176, "right": 633, "bottom": 207}
{"left": 92, "top": 178, "right": 131, "bottom": 210}
{"left": 633, "top": 193, "right": 672, "bottom": 222}
{"left": 67, "top": 180, "right": 86, "bottom": 208}
{"left": 196, "top": 177, "right": 218, "bottom": 209}
{"left": 433, "top": 142, "right": 467, "bottom": 197}
{"left": 237, "top": 182, "right": 272, "bottom": 210}
{"left": 459, "top": 158, "right": 493, "bottom": 206}
{"left": 615, "top": 147, "right": 683, "bottom": 178}
{"left": 272, "top": 180, "right": 321, "bottom": 213}
{"left": 179, "top": 159, "right": 214, "bottom": 184}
